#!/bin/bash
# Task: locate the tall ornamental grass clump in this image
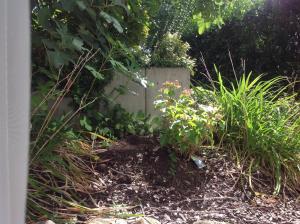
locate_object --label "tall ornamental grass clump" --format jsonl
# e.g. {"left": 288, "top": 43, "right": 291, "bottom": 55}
{"left": 212, "top": 73, "right": 300, "bottom": 194}
{"left": 156, "top": 73, "right": 299, "bottom": 194}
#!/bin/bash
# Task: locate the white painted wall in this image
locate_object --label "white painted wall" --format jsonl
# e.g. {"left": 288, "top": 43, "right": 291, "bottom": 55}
{"left": 0, "top": 0, "right": 30, "bottom": 223}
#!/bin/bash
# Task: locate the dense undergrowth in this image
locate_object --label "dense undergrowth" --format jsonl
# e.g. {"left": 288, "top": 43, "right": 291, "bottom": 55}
{"left": 155, "top": 73, "right": 300, "bottom": 195}
{"left": 28, "top": 0, "right": 300, "bottom": 223}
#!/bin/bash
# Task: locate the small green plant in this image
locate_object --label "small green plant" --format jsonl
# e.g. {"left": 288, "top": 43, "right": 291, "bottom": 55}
{"left": 154, "top": 80, "right": 224, "bottom": 158}
{"left": 92, "top": 105, "right": 157, "bottom": 138}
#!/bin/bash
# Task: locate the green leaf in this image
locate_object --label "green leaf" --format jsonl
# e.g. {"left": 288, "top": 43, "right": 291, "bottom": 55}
{"left": 72, "top": 38, "right": 84, "bottom": 51}
{"left": 61, "top": 0, "right": 76, "bottom": 11}
{"left": 110, "top": 60, "right": 128, "bottom": 73}
{"left": 47, "top": 50, "right": 72, "bottom": 68}
{"left": 112, "top": 0, "right": 129, "bottom": 14}
{"left": 198, "top": 23, "right": 206, "bottom": 35}
{"left": 85, "top": 65, "right": 104, "bottom": 80}
{"left": 80, "top": 116, "right": 92, "bottom": 131}
{"left": 37, "top": 7, "right": 51, "bottom": 27}
{"left": 100, "top": 11, "right": 124, "bottom": 33}
{"left": 42, "top": 39, "right": 57, "bottom": 50}
{"left": 76, "top": 0, "right": 86, "bottom": 10}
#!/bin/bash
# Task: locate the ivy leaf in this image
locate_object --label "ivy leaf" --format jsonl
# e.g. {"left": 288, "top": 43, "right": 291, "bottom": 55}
{"left": 85, "top": 65, "right": 104, "bottom": 80}
{"left": 100, "top": 11, "right": 124, "bottom": 33}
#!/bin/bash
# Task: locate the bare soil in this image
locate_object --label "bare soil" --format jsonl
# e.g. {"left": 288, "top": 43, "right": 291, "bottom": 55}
{"left": 92, "top": 136, "right": 300, "bottom": 224}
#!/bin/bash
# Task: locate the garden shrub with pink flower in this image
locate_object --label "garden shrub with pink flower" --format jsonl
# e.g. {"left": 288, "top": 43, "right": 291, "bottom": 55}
{"left": 154, "top": 80, "right": 224, "bottom": 158}
{"left": 155, "top": 74, "right": 300, "bottom": 194}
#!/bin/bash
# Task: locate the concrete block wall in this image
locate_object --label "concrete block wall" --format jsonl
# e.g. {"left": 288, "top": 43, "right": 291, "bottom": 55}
{"left": 49, "top": 67, "right": 191, "bottom": 117}
{"left": 145, "top": 67, "right": 190, "bottom": 116}
{"left": 105, "top": 67, "right": 190, "bottom": 116}
{"left": 104, "top": 70, "right": 146, "bottom": 114}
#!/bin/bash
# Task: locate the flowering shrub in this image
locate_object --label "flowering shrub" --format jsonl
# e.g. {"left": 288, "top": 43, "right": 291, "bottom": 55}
{"left": 154, "top": 81, "right": 223, "bottom": 157}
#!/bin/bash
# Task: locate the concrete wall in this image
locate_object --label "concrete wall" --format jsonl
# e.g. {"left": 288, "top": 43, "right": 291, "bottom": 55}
{"left": 51, "top": 67, "right": 191, "bottom": 117}
{"left": 105, "top": 67, "right": 190, "bottom": 116}
{"left": 104, "top": 70, "right": 146, "bottom": 114}
{"left": 145, "top": 67, "right": 190, "bottom": 116}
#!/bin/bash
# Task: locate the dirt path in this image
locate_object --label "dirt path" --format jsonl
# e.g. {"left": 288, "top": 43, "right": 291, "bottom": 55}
{"left": 91, "top": 136, "right": 300, "bottom": 224}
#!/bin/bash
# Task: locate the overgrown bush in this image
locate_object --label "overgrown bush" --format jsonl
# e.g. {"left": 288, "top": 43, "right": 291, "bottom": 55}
{"left": 31, "top": 0, "right": 151, "bottom": 158}
{"left": 138, "top": 0, "right": 261, "bottom": 71}
{"left": 29, "top": 0, "right": 151, "bottom": 221}
{"left": 80, "top": 104, "right": 157, "bottom": 138}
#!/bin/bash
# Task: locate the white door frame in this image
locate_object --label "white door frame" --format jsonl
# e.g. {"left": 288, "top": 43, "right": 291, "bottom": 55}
{"left": 0, "top": 0, "right": 30, "bottom": 223}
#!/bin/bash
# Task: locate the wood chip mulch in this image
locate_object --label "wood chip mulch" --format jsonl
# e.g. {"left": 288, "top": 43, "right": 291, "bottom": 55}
{"left": 90, "top": 136, "right": 300, "bottom": 224}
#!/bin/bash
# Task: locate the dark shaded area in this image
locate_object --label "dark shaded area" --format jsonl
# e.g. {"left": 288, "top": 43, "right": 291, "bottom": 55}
{"left": 184, "top": 0, "right": 300, "bottom": 87}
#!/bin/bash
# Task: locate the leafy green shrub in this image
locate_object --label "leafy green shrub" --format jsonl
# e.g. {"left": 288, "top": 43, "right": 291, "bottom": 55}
{"left": 185, "top": 0, "right": 300, "bottom": 84}
{"left": 132, "top": 32, "right": 196, "bottom": 71}
{"left": 85, "top": 105, "right": 157, "bottom": 138}
{"left": 30, "top": 0, "right": 151, "bottom": 221}
{"left": 31, "top": 0, "right": 150, "bottom": 141}
{"left": 151, "top": 33, "right": 195, "bottom": 72}
{"left": 154, "top": 81, "right": 223, "bottom": 157}
{"left": 212, "top": 73, "right": 300, "bottom": 194}
{"left": 146, "top": 0, "right": 263, "bottom": 47}
{"left": 157, "top": 74, "right": 300, "bottom": 194}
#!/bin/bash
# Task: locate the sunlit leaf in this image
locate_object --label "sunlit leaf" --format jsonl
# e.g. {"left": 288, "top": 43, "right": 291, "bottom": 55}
{"left": 100, "top": 11, "right": 124, "bottom": 33}
{"left": 85, "top": 65, "right": 104, "bottom": 80}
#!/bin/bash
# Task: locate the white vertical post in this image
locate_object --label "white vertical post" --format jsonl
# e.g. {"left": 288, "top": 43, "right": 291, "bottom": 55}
{"left": 0, "top": 0, "right": 30, "bottom": 223}
{"left": 0, "top": 1, "right": 10, "bottom": 222}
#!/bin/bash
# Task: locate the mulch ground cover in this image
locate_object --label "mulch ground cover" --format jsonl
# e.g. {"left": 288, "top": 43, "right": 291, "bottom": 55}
{"left": 91, "top": 136, "right": 300, "bottom": 224}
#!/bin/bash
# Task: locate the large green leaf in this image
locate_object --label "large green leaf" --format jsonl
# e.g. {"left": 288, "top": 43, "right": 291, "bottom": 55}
{"left": 100, "top": 11, "right": 124, "bottom": 33}
{"left": 61, "top": 0, "right": 76, "bottom": 11}
{"left": 85, "top": 65, "right": 104, "bottom": 80}
{"left": 72, "top": 38, "right": 84, "bottom": 51}
{"left": 76, "top": 0, "right": 87, "bottom": 10}
{"left": 37, "top": 7, "right": 51, "bottom": 27}
{"left": 47, "top": 50, "right": 72, "bottom": 68}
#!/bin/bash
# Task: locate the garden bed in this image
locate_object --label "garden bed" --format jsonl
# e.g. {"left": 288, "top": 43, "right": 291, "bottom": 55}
{"left": 88, "top": 136, "right": 300, "bottom": 224}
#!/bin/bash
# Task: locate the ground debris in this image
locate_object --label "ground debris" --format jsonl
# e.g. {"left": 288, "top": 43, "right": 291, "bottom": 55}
{"left": 93, "top": 136, "right": 300, "bottom": 224}
{"left": 87, "top": 217, "right": 160, "bottom": 224}
{"left": 193, "top": 220, "right": 230, "bottom": 224}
